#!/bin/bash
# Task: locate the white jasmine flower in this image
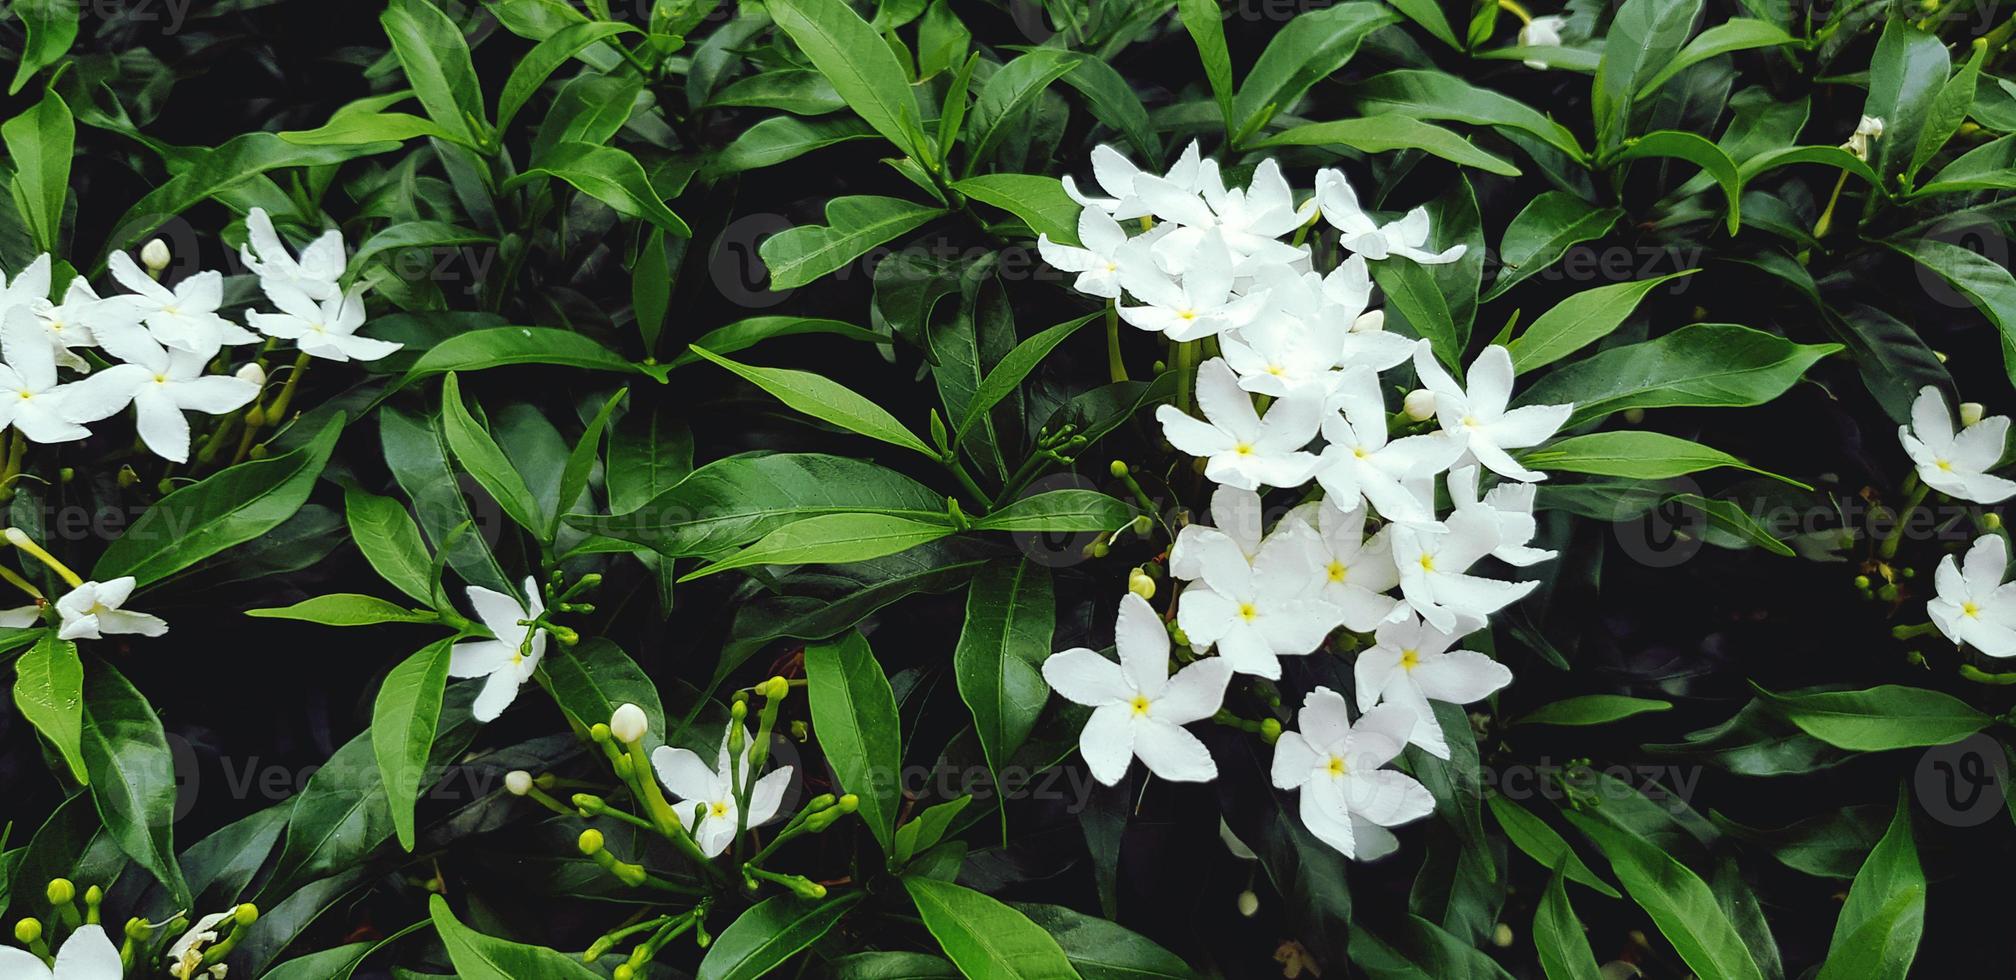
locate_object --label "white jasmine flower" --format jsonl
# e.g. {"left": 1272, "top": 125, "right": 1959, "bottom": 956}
{"left": 31, "top": 277, "right": 122, "bottom": 372}
{"left": 1929, "top": 534, "right": 2016, "bottom": 658}
{"left": 61, "top": 319, "right": 259, "bottom": 463}
{"left": 53, "top": 576, "right": 168, "bottom": 640}
{"left": 1042, "top": 593, "right": 1234, "bottom": 784}
{"left": 1063, "top": 141, "right": 1218, "bottom": 220}
{"left": 1169, "top": 484, "right": 1265, "bottom": 582}
{"left": 1282, "top": 499, "right": 1403, "bottom": 631}
{"left": 1176, "top": 523, "right": 1346, "bottom": 679}
{"left": 650, "top": 724, "right": 793, "bottom": 856}
{"left": 1270, "top": 688, "right": 1434, "bottom": 860}
{"left": 165, "top": 908, "right": 238, "bottom": 979}
{"left": 1036, "top": 205, "right": 1132, "bottom": 300}
{"left": 1355, "top": 614, "right": 1512, "bottom": 758}
{"left": 1390, "top": 507, "right": 1539, "bottom": 632}
{"left": 240, "top": 207, "right": 346, "bottom": 302}
{"left": 0, "top": 253, "right": 50, "bottom": 314}
{"left": 1323, "top": 257, "right": 1418, "bottom": 371}
{"left": 1448, "top": 465, "right": 1557, "bottom": 566}
{"left": 0, "top": 308, "right": 98, "bottom": 444}
{"left": 1314, "top": 365, "right": 1464, "bottom": 525}
{"left": 246, "top": 283, "right": 400, "bottom": 362}
{"left": 140, "top": 238, "right": 172, "bottom": 272}
{"left": 1314, "top": 169, "right": 1466, "bottom": 265}
{"left": 447, "top": 577, "right": 549, "bottom": 722}
{"left": 1141, "top": 158, "right": 1313, "bottom": 275}
{"left": 1519, "top": 14, "right": 1568, "bottom": 68}
{"left": 104, "top": 251, "right": 256, "bottom": 357}
{"left": 1843, "top": 115, "right": 1884, "bottom": 162}
{"left": 1219, "top": 305, "right": 1346, "bottom": 398}
{"left": 610, "top": 702, "right": 650, "bottom": 743}
{"left": 1117, "top": 229, "right": 1267, "bottom": 341}
{"left": 1414, "top": 343, "right": 1572, "bottom": 483}
{"left": 1900, "top": 386, "right": 2015, "bottom": 503}
{"left": 1158, "top": 358, "right": 1323, "bottom": 490}
{"left": 0, "top": 923, "right": 122, "bottom": 980}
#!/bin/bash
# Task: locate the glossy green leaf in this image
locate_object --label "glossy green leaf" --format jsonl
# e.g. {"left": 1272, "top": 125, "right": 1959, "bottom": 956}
{"left": 1517, "top": 322, "right": 1838, "bottom": 425}
{"left": 381, "top": 0, "right": 492, "bottom": 151}
{"left": 247, "top": 594, "right": 440, "bottom": 626}
{"left": 1176, "top": 0, "right": 1237, "bottom": 136}
{"left": 1515, "top": 695, "right": 1673, "bottom": 727}
{"left": 497, "top": 21, "right": 642, "bottom": 129}
{"left": 1864, "top": 19, "right": 1951, "bottom": 182}
{"left": 1523, "top": 431, "right": 1798, "bottom": 485}
{"left": 1567, "top": 812, "right": 1766, "bottom": 980}
{"left": 1635, "top": 19, "right": 1796, "bottom": 99}
{"left": 805, "top": 631, "right": 903, "bottom": 853}
{"left": 1485, "top": 191, "right": 1622, "bottom": 300}
{"left": 3, "top": 89, "right": 73, "bottom": 254}
{"left": 403, "top": 327, "right": 652, "bottom": 382}
{"left": 953, "top": 560, "right": 1054, "bottom": 795}
{"left": 760, "top": 196, "right": 945, "bottom": 290}
{"left": 950, "top": 174, "right": 1081, "bottom": 245}
{"left": 1616, "top": 131, "right": 1740, "bottom": 233}
{"left": 1259, "top": 116, "right": 1522, "bottom": 175}
{"left": 903, "top": 877, "right": 1077, "bottom": 979}
{"left": 1233, "top": 4, "right": 1396, "bottom": 140}
{"left": 13, "top": 634, "right": 84, "bottom": 784}
{"left": 1534, "top": 867, "right": 1604, "bottom": 980}
{"left": 767, "top": 0, "right": 931, "bottom": 161}
{"left": 81, "top": 659, "right": 190, "bottom": 907}
{"left": 1753, "top": 683, "right": 1991, "bottom": 751}
{"left": 512, "top": 141, "right": 691, "bottom": 236}
{"left": 972, "top": 490, "right": 1134, "bottom": 532}
{"left": 964, "top": 52, "right": 1079, "bottom": 168}
{"left": 1011, "top": 902, "right": 1199, "bottom": 980}
{"left": 953, "top": 312, "right": 1094, "bottom": 445}
{"left": 1351, "top": 69, "right": 1585, "bottom": 161}
{"left": 1486, "top": 794, "right": 1619, "bottom": 898}
{"left": 1818, "top": 791, "right": 1923, "bottom": 980}
{"left": 1506, "top": 270, "right": 1696, "bottom": 372}
{"left": 428, "top": 894, "right": 601, "bottom": 979}
{"left": 688, "top": 346, "right": 934, "bottom": 456}
{"left": 6, "top": 0, "right": 78, "bottom": 95}
{"left": 371, "top": 638, "right": 453, "bottom": 851}
{"left": 698, "top": 893, "right": 865, "bottom": 980}
{"left": 1592, "top": 0, "right": 1703, "bottom": 152}
{"left": 440, "top": 373, "right": 545, "bottom": 536}
{"left": 667, "top": 317, "right": 885, "bottom": 369}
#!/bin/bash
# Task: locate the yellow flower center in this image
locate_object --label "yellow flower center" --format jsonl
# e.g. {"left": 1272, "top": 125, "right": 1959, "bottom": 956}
{"left": 1325, "top": 755, "right": 1348, "bottom": 777}
{"left": 1400, "top": 649, "right": 1420, "bottom": 671}
{"left": 710, "top": 801, "right": 730, "bottom": 818}
{"left": 1326, "top": 561, "right": 1348, "bottom": 583}
{"left": 1418, "top": 554, "right": 1435, "bottom": 572}
{"left": 1936, "top": 459, "right": 1954, "bottom": 471}
{"left": 1238, "top": 602, "right": 1258, "bottom": 621}
{"left": 1234, "top": 443, "right": 1253, "bottom": 456}
{"left": 1963, "top": 601, "right": 1982, "bottom": 618}
{"left": 1130, "top": 694, "right": 1152, "bottom": 716}
{"left": 1178, "top": 309, "right": 1198, "bottom": 321}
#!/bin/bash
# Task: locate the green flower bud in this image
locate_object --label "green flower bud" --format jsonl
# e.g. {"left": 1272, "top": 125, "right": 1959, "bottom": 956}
{"left": 804, "top": 793, "right": 837, "bottom": 812}
{"left": 614, "top": 965, "right": 636, "bottom": 980}
{"left": 14, "top": 917, "right": 41, "bottom": 944}
{"left": 1852, "top": 575, "right": 1871, "bottom": 589}
{"left": 836, "top": 794, "right": 859, "bottom": 813}
{"left": 1259, "top": 718, "right": 1283, "bottom": 743}
{"left": 1987, "top": 513, "right": 2004, "bottom": 530}
{"left": 1109, "top": 460, "right": 1129, "bottom": 478}
{"left": 578, "top": 829, "right": 606, "bottom": 856}
{"left": 234, "top": 904, "right": 259, "bottom": 927}
{"left": 590, "top": 723, "right": 614, "bottom": 744}
{"left": 45, "top": 878, "right": 73, "bottom": 905}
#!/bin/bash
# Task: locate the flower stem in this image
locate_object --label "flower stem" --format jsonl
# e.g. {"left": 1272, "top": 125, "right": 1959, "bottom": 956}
{"left": 1878, "top": 478, "right": 1929, "bottom": 560}
{"left": 4, "top": 529, "right": 82, "bottom": 588}
{"left": 1105, "top": 300, "right": 1127, "bottom": 383}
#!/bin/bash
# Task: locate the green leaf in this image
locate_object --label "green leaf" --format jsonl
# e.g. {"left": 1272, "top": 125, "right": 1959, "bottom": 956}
{"left": 1534, "top": 867, "right": 1605, "bottom": 980}
{"left": 440, "top": 373, "right": 545, "bottom": 536}
{"left": 698, "top": 893, "right": 866, "bottom": 980}
{"left": 13, "top": 634, "right": 84, "bottom": 784}
{"left": 804, "top": 631, "right": 904, "bottom": 854}
{"left": 379, "top": 405, "right": 511, "bottom": 596}
{"left": 1515, "top": 695, "right": 1673, "bottom": 727}
{"left": 1371, "top": 258, "right": 1460, "bottom": 369}
{"left": 950, "top": 174, "right": 1081, "bottom": 245}
{"left": 573, "top": 452, "right": 945, "bottom": 559}
{"left": 1818, "top": 790, "right": 1923, "bottom": 980}
{"left": 680, "top": 513, "right": 954, "bottom": 580}
{"left": 1864, "top": 19, "right": 1952, "bottom": 182}
{"left": 1010, "top": 902, "right": 1199, "bottom": 980}
{"left": 766, "top": 0, "right": 930, "bottom": 162}
{"left": 893, "top": 795, "right": 973, "bottom": 865}
{"left": 1258, "top": 117, "right": 1522, "bottom": 175}
{"left": 2, "top": 89, "right": 73, "bottom": 254}
{"left": 1673, "top": 493, "right": 1796, "bottom": 557}
{"left": 953, "top": 312, "right": 1095, "bottom": 445}
{"left": 554, "top": 389, "right": 626, "bottom": 544}
{"left": 512, "top": 141, "right": 691, "bottom": 236}
{"left": 497, "top": 21, "right": 642, "bottom": 129}
{"left": 381, "top": 0, "right": 492, "bottom": 151}
{"left": 1523, "top": 431, "right": 1799, "bottom": 486}
{"left": 1883, "top": 238, "right": 2016, "bottom": 389}
{"left": 760, "top": 196, "right": 945, "bottom": 290}
{"left": 688, "top": 346, "right": 933, "bottom": 456}
{"left": 972, "top": 490, "right": 1133, "bottom": 532}
{"left": 1567, "top": 812, "right": 1766, "bottom": 980}
{"left": 953, "top": 560, "right": 1054, "bottom": 797}
{"left": 667, "top": 317, "right": 886, "bottom": 369}
{"left": 544, "top": 637, "right": 682, "bottom": 750}
{"left": 1384, "top": 0, "right": 1461, "bottom": 48}
{"left": 6, "top": 0, "right": 78, "bottom": 95}
{"left": 1177, "top": 0, "right": 1237, "bottom": 137}
{"left": 428, "top": 894, "right": 601, "bottom": 979}
{"left": 710, "top": 68, "right": 849, "bottom": 115}
{"left": 1352, "top": 70, "right": 1586, "bottom": 162}
{"left": 1486, "top": 795, "right": 1620, "bottom": 898}
{"left": 1752, "top": 683, "right": 1991, "bottom": 751}
{"left": 103, "top": 135, "right": 398, "bottom": 256}
{"left": 247, "top": 594, "right": 440, "bottom": 626}
{"left": 404, "top": 326, "right": 652, "bottom": 382}
{"left": 1040, "top": 51, "right": 1157, "bottom": 161}
{"left": 371, "top": 638, "right": 453, "bottom": 851}
{"left": 1616, "top": 131, "right": 1740, "bottom": 233}
{"left": 1485, "top": 192, "right": 1622, "bottom": 300}
{"left": 350, "top": 220, "right": 496, "bottom": 272}
{"left": 633, "top": 228, "right": 672, "bottom": 354}
{"left": 94, "top": 413, "right": 343, "bottom": 587}
{"left": 277, "top": 92, "right": 454, "bottom": 147}
{"left": 1517, "top": 322, "right": 1838, "bottom": 425}
{"left": 903, "top": 877, "right": 1077, "bottom": 978}
{"left": 1592, "top": 0, "right": 1703, "bottom": 153}
{"left": 1914, "top": 132, "right": 2016, "bottom": 195}
{"left": 706, "top": 115, "right": 877, "bottom": 176}
{"left": 1635, "top": 19, "right": 1797, "bottom": 99}
{"left": 1737, "top": 145, "right": 1881, "bottom": 190}
{"left": 964, "top": 52, "right": 1079, "bottom": 169}
{"left": 81, "top": 659, "right": 190, "bottom": 907}
{"left": 1233, "top": 3, "right": 1396, "bottom": 140}
{"left": 1506, "top": 270, "right": 1697, "bottom": 371}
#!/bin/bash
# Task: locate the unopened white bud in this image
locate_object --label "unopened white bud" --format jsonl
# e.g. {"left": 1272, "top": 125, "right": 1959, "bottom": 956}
{"left": 610, "top": 702, "right": 649, "bottom": 744}
{"left": 1402, "top": 389, "right": 1436, "bottom": 421}
{"left": 140, "top": 238, "right": 172, "bottom": 272}
{"left": 504, "top": 770, "right": 533, "bottom": 796}
{"left": 236, "top": 363, "right": 267, "bottom": 387}
{"left": 1492, "top": 923, "right": 1515, "bottom": 947}
{"left": 1236, "top": 890, "right": 1259, "bottom": 917}
{"left": 1350, "top": 309, "right": 1386, "bottom": 334}
{"left": 1961, "top": 402, "right": 1986, "bottom": 427}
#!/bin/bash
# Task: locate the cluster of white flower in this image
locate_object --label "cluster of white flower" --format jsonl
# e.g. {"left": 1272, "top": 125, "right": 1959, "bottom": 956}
{"left": 0, "top": 207, "right": 398, "bottom": 466}
{"left": 1038, "top": 145, "right": 1574, "bottom": 860}
{"left": 1905, "top": 387, "right": 2016, "bottom": 658}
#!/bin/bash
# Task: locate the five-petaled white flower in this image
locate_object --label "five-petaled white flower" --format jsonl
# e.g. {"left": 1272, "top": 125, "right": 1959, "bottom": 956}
{"left": 1448, "top": 465, "right": 1557, "bottom": 566}
{"left": 0, "top": 924, "right": 123, "bottom": 980}
{"left": 64, "top": 319, "right": 259, "bottom": 463}
{"left": 1315, "top": 169, "right": 1467, "bottom": 265}
{"left": 1270, "top": 688, "right": 1435, "bottom": 860}
{"left": 1176, "top": 523, "right": 1345, "bottom": 679}
{"left": 1283, "top": 498, "right": 1402, "bottom": 632}
{"left": 1519, "top": 14, "right": 1568, "bottom": 68}
{"left": 1035, "top": 205, "right": 1133, "bottom": 300}
{"left": 1355, "top": 614, "right": 1511, "bottom": 758}
{"left": 1929, "top": 534, "right": 2016, "bottom": 658}
{"left": 1064, "top": 141, "right": 1218, "bottom": 220}
{"left": 1169, "top": 484, "right": 1266, "bottom": 582}
{"left": 0, "top": 308, "right": 106, "bottom": 445}
{"left": 1391, "top": 507, "right": 1538, "bottom": 633}
{"left": 447, "top": 577, "right": 549, "bottom": 722}
{"left": 103, "top": 251, "right": 256, "bottom": 357}
{"left": 1315, "top": 365, "right": 1464, "bottom": 525}
{"left": 50, "top": 576, "right": 168, "bottom": 641}
{"left": 241, "top": 206, "right": 347, "bottom": 302}
{"left": 651, "top": 724, "right": 794, "bottom": 856}
{"left": 31, "top": 277, "right": 118, "bottom": 372}
{"left": 247, "top": 283, "right": 400, "bottom": 362}
{"left": 1900, "top": 386, "right": 2015, "bottom": 504}
{"left": 1042, "top": 592, "right": 1235, "bottom": 785}
{"left": 1117, "top": 229, "right": 1267, "bottom": 341}
{"left": 1158, "top": 358, "right": 1322, "bottom": 490}
{"left": 1414, "top": 343, "right": 1572, "bottom": 483}
{"left": 1139, "top": 158, "right": 1313, "bottom": 275}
